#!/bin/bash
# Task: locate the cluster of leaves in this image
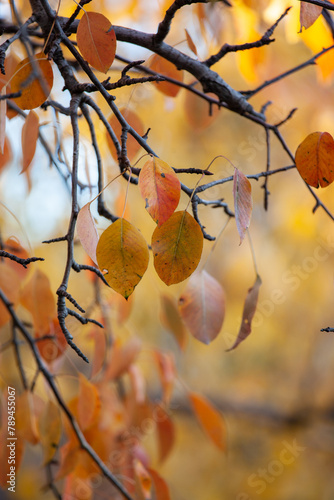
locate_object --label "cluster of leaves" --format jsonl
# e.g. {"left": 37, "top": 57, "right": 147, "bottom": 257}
{"left": 1, "top": 0, "right": 334, "bottom": 498}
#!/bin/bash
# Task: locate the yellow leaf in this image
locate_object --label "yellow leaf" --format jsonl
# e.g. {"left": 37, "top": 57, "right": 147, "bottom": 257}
{"left": 189, "top": 392, "right": 226, "bottom": 452}
{"left": 96, "top": 219, "right": 149, "bottom": 298}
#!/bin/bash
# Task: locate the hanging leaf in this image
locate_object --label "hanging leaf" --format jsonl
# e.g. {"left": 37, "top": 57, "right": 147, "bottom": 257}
{"left": 21, "top": 110, "right": 39, "bottom": 173}
{"left": 189, "top": 391, "right": 226, "bottom": 452}
{"left": 96, "top": 218, "right": 149, "bottom": 298}
{"left": 185, "top": 29, "right": 198, "bottom": 56}
{"left": 107, "top": 108, "right": 145, "bottom": 162}
{"left": 156, "top": 406, "right": 175, "bottom": 463}
{"left": 134, "top": 459, "right": 152, "bottom": 499}
{"left": 39, "top": 401, "right": 62, "bottom": 464}
{"left": 184, "top": 84, "right": 219, "bottom": 131}
{"left": 35, "top": 317, "right": 67, "bottom": 363}
{"left": 160, "top": 294, "right": 188, "bottom": 351}
{"left": 0, "top": 262, "right": 20, "bottom": 327}
{"left": 295, "top": 131, "right": 334, "bottom": 188}
{"left": 300, "top": 2, "right": 322, "bottom": 31}
{"left": 77, "top": 373, "right": 101, "bottom": 430}
{"left": 10, "top": 52, "right": 53, "bottom": 110}
{"left": 226, "top": 274, "right": 262, "bottom": 352}
{"left": 77, "top": 201, "right": 99, "bottom": 265}
{"left": 148, "top": 468, "right": 171, "bottom": 500}
{"left": 149, "top": 54, "right": 183, "bottom": 97}
{"left": 233, "top": 167, "right": 252, "bottom": 244}
{"left": 77, "top": 12, "right": 116, "bottom": 73}
{"left": 104, "top": 337, "right": 142, "bottom": 381}
{"left": 139, "top": 156, "right": 181, "bottom": 226}
{"left": 154, "top": 351, "right": 176, "bottom": 405}
{"left": 152, "top": 211, "right": 203, "bottom": 286}
{"left": 178, "top": 270, "right": 225, "bottom": 345}
{"left": 20, "top": 269, "right": 56, "bottom": 332}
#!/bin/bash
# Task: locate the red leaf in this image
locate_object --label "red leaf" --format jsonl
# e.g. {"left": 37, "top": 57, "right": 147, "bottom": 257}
{"left": 295, "top": 131, "right": 334, "bottom": 188}
{"left": 77, "top": 12, "right": 116, "bottom": 73}
{"left": 178, "top": 270, "right": 225, "bottom": 344}
{"left": 139, "top": 156, "right": 181, "bottom": 226}
{"left": 189, "top": 392, "right": 226, "bottom": 452}
{"left": 233, "top": 167, "right": 252, "bottom": 244}
{"left": 226, "top": 274, "right": 262, "bottom": 352}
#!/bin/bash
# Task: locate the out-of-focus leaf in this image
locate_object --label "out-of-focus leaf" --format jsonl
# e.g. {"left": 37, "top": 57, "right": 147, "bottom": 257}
{"left": 77, "top": 373, "right": 101, "bottom": 431}
{"left": 149, "top": 54, "right": 183, "bottom": 97}
{"left": 104, "top": 337, "right": 142, "bottom": 381}
{"left": 35, "top": 317, "right": 67, "bottom": 363}
{"left": 189, "top": 391, "right": 226, "bottom": 452}
{"left": 77, "top": 201, "right": 99, "bottom": 265}
{"left": 96, "top": 218, "right": 149, "bottom": 299}
{"left": 233, "top": 167, "right": 252, "bottom": 244}
{"left": 160, "top": 294, "right": 188, "bottom": 351}
{"left": 0, "top": 137, "right": 12, "bottom": 171}
{"left": 39, "top": 400, "right": 62, "bottom": 464}
{"left": 156, "top": 406, "right": 175, "bottom": 463}
{"left": 148, "top": 468, "right": 171, "bottom": 500}
{"left": 20, "top": 269, "right": 56, "bottom": 332}
{"left": 295, "top": 131, "right": 334, "bottom": 188}
{"left": 226, "top": 274, "right": 262, "bottom": 352}
{"left": 107, "top": 108, "right": 144, "bottom": 162}
{"left": 178, "top": 270, "right": 225, "bottom": 345}
{"left": 154, "top": 351, "right": 175, "bottom": 405}
{"left": 185, "top": 29, "right": 198, "bottom": 56}
{"left": 139, "top": 156, "right": 181, "bottom": 226}
{"left": 88, "top": 326, "right": 107, "bottom": 378}
{"left": 10, "top": 53, "right": 53, "bottom": 110}
{"left": 184, "top": 84, "right": 219, "bottom": 130}
{"left": 77, "top": 12, "right": 116, "bottom": 73}
{"left": 0, "top": 262, "right": 20, "bottom": 327}
{"left": 152, "top": 211, "right": 203, "bottom": 286}
{"left": 134, "top": 459, "right": 152, "bottom": 499}
{"left": 16, "top": 391, "right": 44, "bottom": 445}
{"left": 300, "top": 2, "right": 322, "bottom": 31}
{"left": 129, "top": 364, "right": 146, "bottom": 404}
{"left": 4, "top": 236, "right": 29, "bottom": 280}
{"left": 21, "top": 110, "right": 39, "bottom": 173}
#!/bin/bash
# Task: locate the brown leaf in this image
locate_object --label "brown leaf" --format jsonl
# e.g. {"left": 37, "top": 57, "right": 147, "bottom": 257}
{"left": 178, "top": 270, "right": 225, "bottom": 345}
{"left": 155, "top": 405, "right": 175, "bottom": 463}
{"left": 185, "top": 29, "right": 198, "bottom": 56}
{"left": 295, "top": 131, "right": 334, "bottom": 188}
{"left": 300, "top": 2, "right": 322, "bottom": 31}
{"left": 226, "top": 274, "right": 262, "bottom": 352}
{"left": 148, "top": 468, "right": 171, "bottom": 500}
{"left": 21, "top": 110, "right": 39, "bottom": 173}
{"left": 233, "top": 167, "right": 252, "bottom": 244}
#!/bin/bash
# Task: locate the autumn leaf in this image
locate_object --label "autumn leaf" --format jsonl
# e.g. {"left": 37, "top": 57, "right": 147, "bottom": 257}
{"left": 300, "top": 2, "right": 322, "bottom": 31}
{"left": 134, "top": 459, "right": 152, "bottom": 499}
{"left": 0, "top": 136, "right": 12, "bottom": 172}
{"left": 152, "top": 211, "right": 203, "bottom": 286}
{"left": 233, "top": 167, "right": 252, "bottom": 244}
{"left": 185, "top": 29, "right": 198, "bottom": 56}
{"left": 139, "top": 156, "right": 181, "bottom": 226}
{"left": 77, "top": 12, "right": 117, "bottom": 73}
{"left": 155, "top": 406, "right": 175, "bottom": 463}
{"left": 154, "top": 351, "right": 176, "bottom": 405}
{"left": 148, "top": 468, "right": 171, "bottom": 500}
{"left": 226, "top": 274, "right": 262, "bottom": 352}
{"left": 96, "top": 219, "right": 149, "bottom": 298}
{"left": 35, "top": 318, "right": 67, "bottom": 363}
{"left": 107, "top": 108, "right": 145, "bottom": 162}
{"left": 295, "top": 131, "right": 334, "bottom": 188}
{"left": 10, "top": 52, "right": 53, "bottom": 110}
{"left": 184, "top": 84, "right": 219, "bottom": 131}
{"left": 189, "top": 392, "right": 226, "bottom": 452}
{"left": 160, "top": 294, "right": 188, "bottom": 351}
{"left": 149, "top": 54, "right": 183, "bottom": 97}
{"left": 178, "top": 270, "right": 225, "bottom": 345}
{"left": 21, "top": 110, "right": 39, "bottom": 173}
{"left": 104, "top": 337, "right": 142, "bottom": 381}
{"left": 77, "top": 373, "right": 101, "bottom": 430}
{"left": 20, "top": 269, "right": 56, "bottom": 332}
{"left": 16, "top": 391, "right": 44, "bottom": 445}
{"left": 77, "top": 201, "right": 99, "bottom": 265}
{"left": 39, "top": 401, "right": 62, "bottom": 464}
{"left": 3, "top": 236, "right": 29, "bottom": 280}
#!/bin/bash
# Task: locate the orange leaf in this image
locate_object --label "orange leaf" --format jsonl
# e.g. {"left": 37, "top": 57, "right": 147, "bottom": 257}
{"left": 96, "top": 218, "right": 149, "bottom": 298}
{"left": 20, "top": 269, "right": 56, "bottom": 332}
{"left": 35, "top": 317, "right": 67, "bottom": 363}
{"left": 104, "top": 337, "right": 142, "bottom": 381}
{"left": 39, "top": 400, "right": 62, "bottom": 464}
{"left": 155, "top": 406, "right": 175, "bottom": 463}
{"left": 184, "top": 85, "right": 219, "bottom": 130}
{"left": 154, "top": 351, "right": 176, "bottom": 405}
{"left": 139, "top": 156, "right": 181, "bottom": 226}
{"left": 152, "top": 211, "right": 203, "bottom": 285}
{"left": 178, "top": 270, "right": 225, "bottom": 345}
{"left": 134, "top": 459, "right": 152, "bottom": 499}
{"left": 160, "top": 294, "right": 188, "bottom": 351}
{"left": 77, "top": 201, "right": 99, "bottom": 265}
{"left": 16, "top": 391, "right": 44, "bottom": 445}
{"left": 233, "top": 167, "right": 252, "bottom": 244}
{"left": 88, "top": 326, "right": 107, "bottom": 378}
{"left": 185, "top": 29, "right": 198, "bottom": 56}
{"left": 77, "top": 12, "right": 116, "bottom": 73}
{"left": 148, "top": 468, "right": 171, "bottom": 500}
{"left": 149, "top": 54, "right": 183, "bottom": 97}
{"left": 300, "top": 2, "right": 322, "bottom": 31}
{"left": 189, "top": 392, "right": 226, "bottom": 452}
{"left": 10, "top": 52, "right": 53, "bottom": 110}
{"left": 21, "top": 110, "right": 39, "bottom": 173}
{"left": 295, "top": 131, "right": 334, "bottom": 188}
{"left": 77, "top": 374, "right": 101, "bottom": 430}
{"left": 107, "top": 108, "right": 145, "bottom": 162}
{"left": 0, "top": 262, "right": 20, "bottom": 327}
{"left": 226, "top": 274, "right": 262, "bottom": 352}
